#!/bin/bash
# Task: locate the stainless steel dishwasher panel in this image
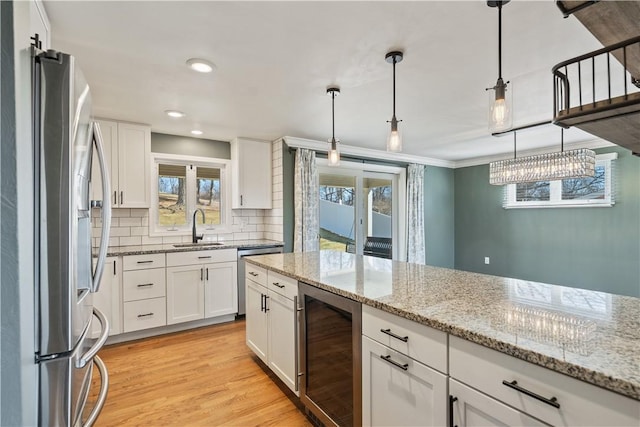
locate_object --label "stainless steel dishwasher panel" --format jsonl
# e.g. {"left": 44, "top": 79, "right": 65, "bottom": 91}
{"left": 237, "top": 246, "right": 283, "bottom": 316}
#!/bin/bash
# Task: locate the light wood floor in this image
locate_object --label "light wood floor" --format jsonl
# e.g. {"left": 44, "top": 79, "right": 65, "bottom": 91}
{"left": 87, "top": 320, "right": 312, "bottom": 426}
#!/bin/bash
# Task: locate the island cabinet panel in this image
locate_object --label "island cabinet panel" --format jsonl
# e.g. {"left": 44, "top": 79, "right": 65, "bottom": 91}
{"left": 362, "top": 305, "right": 447, "bottom": 374}
{"left": 245, "top": 267, "right": 299, "bottom": 394}
{"left": 449, "top": 336, "right": 640, "bottom": 427}
{"left": 245, "top": 279, "right": 269, "bottom": 363}
{"left": 362, "top": 336, "right": 447, "bottom": 427}
{"left": 449, "top": 379, "right": 548, "bottom": 427}
{"left": 362, "top": 306, "right": 448, "bottom": 426}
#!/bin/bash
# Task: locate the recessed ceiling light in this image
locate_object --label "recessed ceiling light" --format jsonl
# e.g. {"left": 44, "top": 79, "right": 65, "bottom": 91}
{"left": 186, "top": 58, "right": 216, "bottom": 73}
{"left": 165, "top": 110, "right": 185, "bottom": 118}
{"left": 191, "top": 130, "right": 203, "bottom": 135}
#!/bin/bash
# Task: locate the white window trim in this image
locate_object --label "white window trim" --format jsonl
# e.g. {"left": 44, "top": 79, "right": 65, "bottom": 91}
{"left": 317, "top": 158, "right": 407, "bottom": 262}
{"left": 504, "top": 153, "right": 617, "bottom": 209}
{"left": 150, "top": 153, "right": 232, "bottom": 236}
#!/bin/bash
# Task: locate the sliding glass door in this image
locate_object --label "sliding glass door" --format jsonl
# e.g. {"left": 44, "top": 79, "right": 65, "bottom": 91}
{"left": 318, "top": 161, "right": 404, "bottom": 260}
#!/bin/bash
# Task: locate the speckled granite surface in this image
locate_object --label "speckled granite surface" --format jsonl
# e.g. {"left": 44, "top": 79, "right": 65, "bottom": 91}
{"left": 100, "top": 239, "right": 283, "bottom": 257}
{"left": 245, "top": 250, "right": 640, "bottom": 401}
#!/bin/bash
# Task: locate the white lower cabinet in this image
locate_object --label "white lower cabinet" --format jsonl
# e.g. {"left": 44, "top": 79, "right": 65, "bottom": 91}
{"left": 449, "top": 379, "right": 548, "bottom": 427}
{"left": 449, "top": 336, "right": 640, "bottom": 427}
{"left": 246, "top": 279, "right": 269, "bottom": 362}
{"left": 362, "top": 306, "right": 448, "bottom": 427}
{"left": 92, "top": 256, "right": 122, "bottom": 338}
{"left": 166, "top": 249, "right": 238, "bottom": 325}
{"left": 121, "top": 254, "right": 167, "bottom": 333}
{"left": 362, "top": 336, "right": 447, "bottom": 427}
{"left": 245, "top": 267, "right": 299, "bottom": 394}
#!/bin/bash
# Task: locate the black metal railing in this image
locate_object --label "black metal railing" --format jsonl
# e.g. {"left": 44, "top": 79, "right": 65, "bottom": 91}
{"left": 553, "top": 35, "right": 640, "bottom": 124}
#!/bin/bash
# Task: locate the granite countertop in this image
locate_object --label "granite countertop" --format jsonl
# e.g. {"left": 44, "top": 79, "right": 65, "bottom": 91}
{"left": 99, "top": 239, "right": 283, "bottom": 257}
{"left": 245, "top": 250, "right": 640, "bottom": 401}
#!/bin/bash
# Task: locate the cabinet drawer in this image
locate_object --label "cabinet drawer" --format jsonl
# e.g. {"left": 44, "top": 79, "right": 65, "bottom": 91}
{"left": 245, "top": 263, "right": 267, "bottom": 287}
{"left": 122, "top": 268, "right": 166, "bottom": 302}
{"left": 122, "top": 253, "right": 165, "bottom": 271}
{"left": 267, "top": 270, "right": 298, "bottom": 300}
{"left": 123, "top": 297, "right": 166, "bottom": 332}
{"left": 362, "top": 336, "right": 448, "bottom": 427}
{"left": 362, "top": 305, "right": 447, "bottom": 373}
{"left": 450, "top": 336, "right": 640, "bottom": 426}
{"left": 167, "top": 248, "right": 236, "bottom": 267}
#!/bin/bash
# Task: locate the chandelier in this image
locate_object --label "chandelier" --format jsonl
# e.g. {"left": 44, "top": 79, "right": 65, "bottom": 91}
{"left": 489, "top": 129, "right": 596, "bottom": 185}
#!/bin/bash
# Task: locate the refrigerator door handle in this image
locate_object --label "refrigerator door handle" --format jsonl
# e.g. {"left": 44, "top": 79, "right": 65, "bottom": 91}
{"left": 78, "top": 308, "right": 109, "bottom": 369}
{"left": 82, "top": 355, "right": 109, "bottom": 427}
{"left": 91, "top": 121, "right": 112, "bottom": 293}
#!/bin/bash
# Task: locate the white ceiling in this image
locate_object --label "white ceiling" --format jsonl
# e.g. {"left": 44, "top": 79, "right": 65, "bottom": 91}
{"left": 44, "top": 0, "right": 608, "bottom": 162}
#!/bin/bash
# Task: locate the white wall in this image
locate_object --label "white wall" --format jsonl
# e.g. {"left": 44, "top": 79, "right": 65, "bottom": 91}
{"left": 319, "top": 199, "right": 391, "bottom": 239}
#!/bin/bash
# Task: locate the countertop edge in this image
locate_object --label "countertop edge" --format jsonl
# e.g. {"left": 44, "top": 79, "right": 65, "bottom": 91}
{"left": 246, "top": 258, "right": 640, "bottom": 401}
{"left": 101, "top": 240, "right": 284, "bottom": 257}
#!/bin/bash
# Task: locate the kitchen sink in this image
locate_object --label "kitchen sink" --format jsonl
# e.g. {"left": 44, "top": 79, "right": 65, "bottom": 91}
{"left": 173, "top": 242, "right": 225, "bottom": 248}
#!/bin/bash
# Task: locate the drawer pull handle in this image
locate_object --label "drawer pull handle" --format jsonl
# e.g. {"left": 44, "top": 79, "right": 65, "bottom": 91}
{"left": 272, "top": 282, "right": 285, "bottom": 288}
{"left": 380, "top": 355, "right": 408, "bottom": 371}
{"left": 449, "top": 396, "right": 458, "bottom": 427}
{"left": 502, "top": 380, "right": 560, "bottom": 408}
{"left": 137, "top": 283, "right": 153, "bottom": 288}
{"left": 380, "top": 328, "right": 409, "bottom": 342}
{"left": 249, "top": 272, "right": 259, "bottom": 277}
{"left": 137, "top": 312, "right": 154, "bottom": 318}
{"left": 198, "top": 256, "right": 212, "bottom": 259}
{"left": 136, "top": 260, "right": 153, "bottom": 264}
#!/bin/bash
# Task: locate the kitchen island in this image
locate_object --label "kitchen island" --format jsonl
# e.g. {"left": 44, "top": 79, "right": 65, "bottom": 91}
{"left": 245, "top": 250, "right": 639, "bottom": 426}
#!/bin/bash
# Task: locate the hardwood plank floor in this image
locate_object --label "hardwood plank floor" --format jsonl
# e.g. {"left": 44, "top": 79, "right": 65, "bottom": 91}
{"left": 86, "top": 320, "right": 312, "bottom": 426}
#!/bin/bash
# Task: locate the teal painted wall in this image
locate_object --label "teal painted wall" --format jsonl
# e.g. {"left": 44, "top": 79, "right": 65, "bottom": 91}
{"left": 425, "top": 166, "right": 455, "bottom": 268}
{"left": 454, "top": 147, "right": 640, "bottom": 297}
{"left": 151, "top": 133, "right": 230, "bottom": 159}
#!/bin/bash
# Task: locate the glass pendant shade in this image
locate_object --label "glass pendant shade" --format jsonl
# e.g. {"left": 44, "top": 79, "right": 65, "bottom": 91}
{"left": 387, "top": 127, "right": 402, "bottom": 152}
{"left": 488, "top": 78, "right": 512, "bottom": 133}
{"left": 489, "top": 148, "right": 596, "bottom": 185}
{"left": 327, "top": 138, "right": 340, "bottom": 166}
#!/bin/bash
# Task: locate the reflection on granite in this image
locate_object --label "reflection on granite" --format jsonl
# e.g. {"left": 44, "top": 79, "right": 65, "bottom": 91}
{"left": 245, "top": 250, "right": 640, "bottom": 400}
{"left": 100, "top": 239, "right": 283, "bottom": 256}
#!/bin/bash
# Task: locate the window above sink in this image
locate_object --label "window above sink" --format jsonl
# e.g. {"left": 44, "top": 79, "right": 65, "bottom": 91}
{"left": 150, "top": 153, "right": 233, "bottom": 236}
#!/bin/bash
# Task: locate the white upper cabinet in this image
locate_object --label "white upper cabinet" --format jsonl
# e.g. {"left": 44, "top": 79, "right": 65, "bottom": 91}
{"left": 91, "top": 120, "right": 151, "bottom": 208}
{"left": 231, "top": 138, "right": 272, "bottom": 209}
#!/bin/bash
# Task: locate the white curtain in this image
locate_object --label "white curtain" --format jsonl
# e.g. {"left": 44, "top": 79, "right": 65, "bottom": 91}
{"left": 294, "top": 148, "right": 319, "bottom": 253}
{"left": 406, "top": 164, "right": 425, "bottom": 264}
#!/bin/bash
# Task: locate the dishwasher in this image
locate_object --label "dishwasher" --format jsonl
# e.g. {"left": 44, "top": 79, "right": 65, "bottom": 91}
{"left": 237, "top": 245, "right": 283, "bottom": 316}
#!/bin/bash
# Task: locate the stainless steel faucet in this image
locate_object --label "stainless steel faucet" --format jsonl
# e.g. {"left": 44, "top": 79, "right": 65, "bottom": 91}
{"left": 192, "top": 208, "right": 205, "bottom": 243}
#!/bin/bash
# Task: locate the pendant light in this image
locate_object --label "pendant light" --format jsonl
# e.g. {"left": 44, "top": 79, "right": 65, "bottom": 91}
{"left": 385, "top": 51, "right": 404, "bottom": 152}
{"left": 327, "top": 87, "right": 340, "bottom": 166}
{"left": 486, "top": 1, "right": 512, "bottom": 133}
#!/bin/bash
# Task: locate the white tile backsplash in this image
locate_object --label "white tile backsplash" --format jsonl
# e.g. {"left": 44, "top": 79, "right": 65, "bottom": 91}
{"left": 92, "top": 139, "right": 288, "bottom": 247}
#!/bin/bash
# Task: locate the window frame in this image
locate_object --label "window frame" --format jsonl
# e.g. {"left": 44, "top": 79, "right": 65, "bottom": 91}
{"left": 150, "top": 153, "right": 232, "bottom": 236}
{"left": 503, "top": 153, "right": 617, "bottom": 209}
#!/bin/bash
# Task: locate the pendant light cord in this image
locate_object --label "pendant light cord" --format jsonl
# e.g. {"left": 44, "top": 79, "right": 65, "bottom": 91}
{"left": 498, "top": 2, "right": 503, "bottom": 79}
{"left": 392, "top": 57, "right": 397, "bottom": 118}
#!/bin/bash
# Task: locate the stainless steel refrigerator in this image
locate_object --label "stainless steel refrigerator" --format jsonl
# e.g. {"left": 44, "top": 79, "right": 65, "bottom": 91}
{"left": 33, "top": 48, "right": 112, "bottom": 426}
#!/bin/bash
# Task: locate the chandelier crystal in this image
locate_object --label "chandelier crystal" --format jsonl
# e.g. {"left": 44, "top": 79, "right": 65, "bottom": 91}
{"left": 489, "top": 148, "right": 596, "bottom": 185}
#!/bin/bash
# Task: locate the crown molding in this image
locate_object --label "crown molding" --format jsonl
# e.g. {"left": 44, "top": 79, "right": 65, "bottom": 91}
{"left": 281, "top": 136, "right": 456, "bottom": 168}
